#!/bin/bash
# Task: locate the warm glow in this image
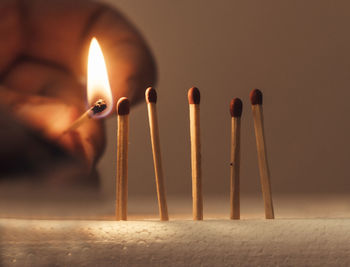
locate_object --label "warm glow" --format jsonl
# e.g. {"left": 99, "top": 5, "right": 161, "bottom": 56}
{"left": 87, "top": 37, "right": 113, "bottom": 117}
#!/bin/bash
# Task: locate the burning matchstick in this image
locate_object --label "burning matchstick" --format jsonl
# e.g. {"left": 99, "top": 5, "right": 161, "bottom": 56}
{"left": 60, "top": 37, "right": 112, "bottom": 135}
{"left": 61, "top": 99, "right": 107, "bottom": 135}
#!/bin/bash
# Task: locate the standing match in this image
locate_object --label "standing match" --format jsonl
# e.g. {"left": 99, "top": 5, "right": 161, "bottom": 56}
{"left": 188, "top": 87, "right": 203, "bottom": 220}
{"left": 145, "top": 87, "right": 169, "bottom": 221}
{"left": 229, "top": 98, "right": 242, "bottom": 220}
{"left": 250, "top": 89, "right": 274, "bottom": 219}
{"left": 116, "top": 97, "right": 130, "bottom": 221}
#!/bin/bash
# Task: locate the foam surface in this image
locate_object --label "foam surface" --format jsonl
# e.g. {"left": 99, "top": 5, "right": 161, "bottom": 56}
{"left": 1, "top": 218, "right": 350, "bottom": 266}
{"left": 1, "top": 195, "right": 350, "bottom": 266}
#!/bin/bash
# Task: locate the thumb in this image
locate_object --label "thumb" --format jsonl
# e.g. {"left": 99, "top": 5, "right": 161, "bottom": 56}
{"left": 0, "top": 85, "right": 106, "bottom": 170}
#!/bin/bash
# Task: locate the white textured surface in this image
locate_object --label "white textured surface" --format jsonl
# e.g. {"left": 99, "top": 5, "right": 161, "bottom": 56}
{"left": 1, "top": 195, "right": 350, "bottom": 266}
{"left": 1, "top": 218, "right": 350, "bottom": 266}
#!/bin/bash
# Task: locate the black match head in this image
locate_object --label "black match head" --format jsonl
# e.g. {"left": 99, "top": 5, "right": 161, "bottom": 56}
{"left": 91, "top": 99, "right": 107, "bottom": 114}
{"left": 145, "top": 87, "right": 157, "bottom": 103}
{"left": 230, "top": 98, "right": 243, "bottom": 117}
{"left": 249, "top": 89, "right": 263, "bottom": 105}
{"left": 188, "top": 87, "right": 200, "bottom": 104}
{"left": 116, "top": 97, "right": 130, "bottom": 115}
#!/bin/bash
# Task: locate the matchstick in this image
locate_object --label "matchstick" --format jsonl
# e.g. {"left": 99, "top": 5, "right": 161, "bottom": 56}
{"left": 250, "top": 89, "right": 274, "bottom": 219}
{"left": 116, "top": 97, "right": 130, "bottom": 221}
{"left": 145, "top": 87, "right": 169, "bottom": 221}
{"left": 188, "top": 87, "right": 203, "bottom": 220}
{"left": 61, "top": 99, "right": 107, "bottom": 135}
{"left": 229, "top": 98, "right": 242, "bottom": 220}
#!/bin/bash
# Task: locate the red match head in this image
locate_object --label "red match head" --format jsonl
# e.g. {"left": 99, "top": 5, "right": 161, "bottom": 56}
{"left": 230, "top": 98, "right": 243, "bottom": 118}
{"left": 188, "top": 87, "right": 200, "bottom": 104}
{"left": 145, "top": 87, "right": 157, "bottom": 103}
{"left": 250, "top": 89, "right": 263, "bottom": 105}
{"left": 116, "top": 97, "right": 130, "bottom": 115}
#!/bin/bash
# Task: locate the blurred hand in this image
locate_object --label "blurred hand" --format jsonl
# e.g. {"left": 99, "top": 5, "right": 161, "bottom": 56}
{"left": 0, "top": 0, "right": 156, "bottom": 174}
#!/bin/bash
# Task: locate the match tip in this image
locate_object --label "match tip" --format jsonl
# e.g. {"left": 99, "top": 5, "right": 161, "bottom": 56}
{"left": 145, "top": 87, "right": 157, "bottom": 103}
{"left": 91, "top": 99, "right": 107, "bottom": 114}
{"left": 250, "top": 89, "right": 263, "bottom": 105}
{"left": 230, "top": 98, "right": 243, "bottom": 117}
{"left": 116, "top": 97, "right": 130, "bottom": 115}
{"left": 188, "top": 87, "right": 200, "bottom": 104}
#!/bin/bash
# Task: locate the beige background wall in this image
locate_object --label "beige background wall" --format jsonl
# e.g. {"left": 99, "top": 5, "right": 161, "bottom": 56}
{"left": 97, "top": 0, "right": 350, "bottom": 197}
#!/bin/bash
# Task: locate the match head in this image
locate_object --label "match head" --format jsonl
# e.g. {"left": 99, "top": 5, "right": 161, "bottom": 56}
{"left": 188, "top": 87, "right": 200, "bottom": 104}
{"left": 230, "top": 98, "right": 243, "bottom": 117}
{"left": 91, "top": 99, "right": 107, "bottom": 114}
{"left": 249, "top": 89, "right": 263, "bottom": 105}
{"left": 145, "top": 87, "right": 157, "bottom": 103}
{"left": 116, "top": 97, "right": 130, "bottom": 115}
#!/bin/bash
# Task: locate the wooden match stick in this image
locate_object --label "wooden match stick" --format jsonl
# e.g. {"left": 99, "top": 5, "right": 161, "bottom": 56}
{"left": 116, "top": 97, "right": 130, "bottom": 221}
{"left": 62, "top": 109, "right": 92, "bottom": 134}
{"left": 188, "top": 87, "right": 203, "bottom": 220}
{"left": 250, "top": 89, "right": 274, "bottom": 219}
{"left": 229, "top": 98, "right": 242, "bottom": 220}
{"left": 145, "top": 87, "right": 169, "bottom": 221}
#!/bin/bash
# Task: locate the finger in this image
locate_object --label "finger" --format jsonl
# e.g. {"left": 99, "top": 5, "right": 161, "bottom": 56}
{"left": 19, "top": 97, "right": 105, "bottom": 170}
{"left": 0, "top": 85, "right": 105, "bottom": 169}
{"left": 58, "top": 113, "right": 106, "bottom": 171}
{"left": 2, "top": 60, "right": 85, "bottom": 106}
{"left": 2, "top": 60, "right": 105, "bottom": 169}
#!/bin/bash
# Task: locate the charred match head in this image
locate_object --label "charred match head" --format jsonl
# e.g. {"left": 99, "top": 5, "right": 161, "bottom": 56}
{"left": 91, "top": 99, "right": 107, "bottom": 115}
{"left": 145, "top": 87, "right": 157, "bottom": 103}
{"left": 230, "top": 98, "right": 243, "bottom": 118}
{"left": 250, "top": 89, "right": 263, "bottom": 105}
{"left": 116, "top": 97, "right": 130, "bottom": 115}
{"left": 188, "top": 87, "right": 200, "bottom": 104}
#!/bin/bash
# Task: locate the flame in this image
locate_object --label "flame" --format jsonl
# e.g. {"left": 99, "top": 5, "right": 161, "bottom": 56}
{"left": 87, "top": 37, "right": 113, "bottom": 118}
